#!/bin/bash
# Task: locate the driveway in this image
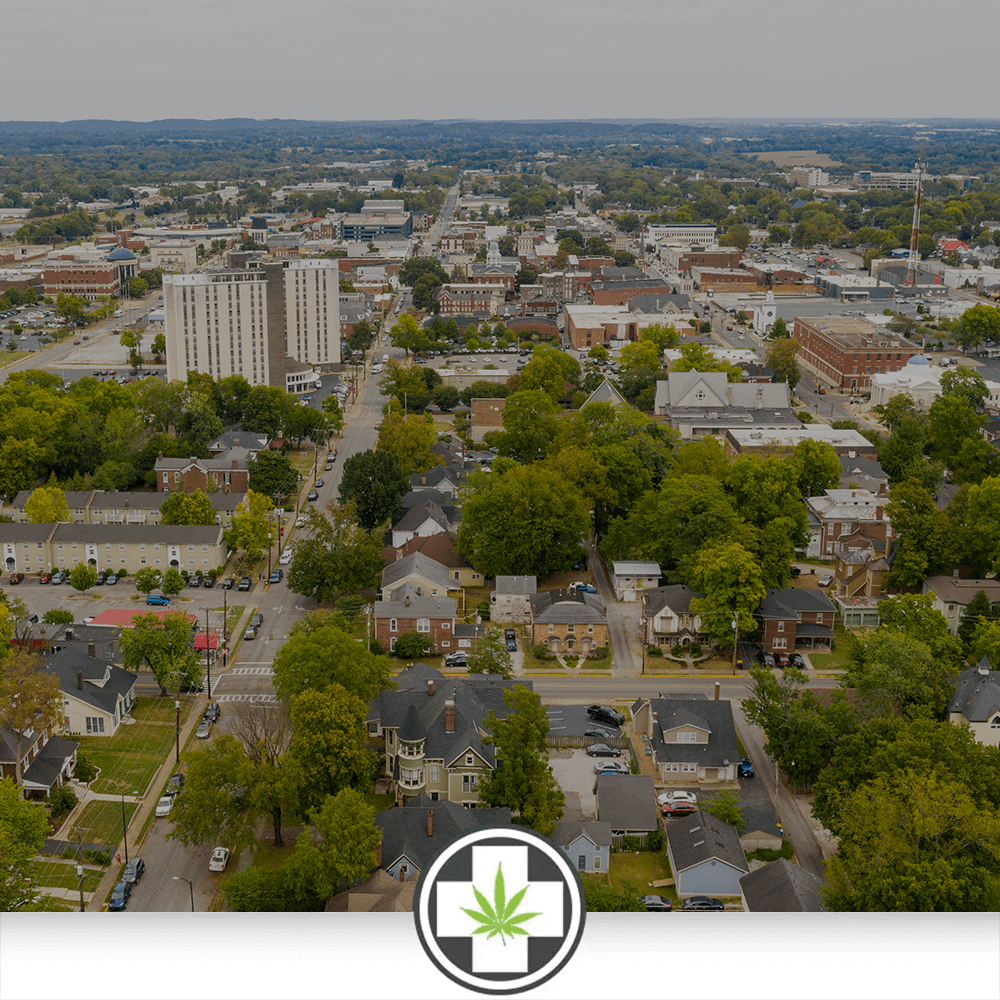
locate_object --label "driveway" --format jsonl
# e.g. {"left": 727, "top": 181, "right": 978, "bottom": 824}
{"left": 588, "top": 544, "right": 638, "bottom": 675}
{"left": 548, "top": 748, "right": 606, "bottom": 821}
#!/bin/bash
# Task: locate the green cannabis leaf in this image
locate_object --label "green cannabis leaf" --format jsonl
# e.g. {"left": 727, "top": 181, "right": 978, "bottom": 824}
{"left": 461, "top": 863, "right": 541, "bottom": 946}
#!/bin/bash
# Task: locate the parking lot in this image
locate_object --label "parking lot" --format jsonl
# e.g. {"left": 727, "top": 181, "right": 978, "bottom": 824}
{"left": 545, "top": 704, "right": 622, "bottom": 740}
{"left": 548, "top": 748, "right": 604, "bottom": 821}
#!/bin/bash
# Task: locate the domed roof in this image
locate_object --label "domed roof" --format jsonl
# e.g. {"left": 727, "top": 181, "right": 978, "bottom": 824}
{"left": 906, "top": 355, "right": 930, "bottom": 366}
{"left": 107, "top": 246, "right": 137, "bottom": 261}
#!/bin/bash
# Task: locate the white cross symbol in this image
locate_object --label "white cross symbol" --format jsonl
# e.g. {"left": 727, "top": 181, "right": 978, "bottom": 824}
{"left": 435, "top": 846, "right": 565, "bottom": 974}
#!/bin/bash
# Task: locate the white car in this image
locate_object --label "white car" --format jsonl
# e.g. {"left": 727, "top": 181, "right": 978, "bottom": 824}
{"left": 155, "top": 796, "right": 173, "bottom": 818}
{"left": 657, "top": 790, "right": 698, "bottom": 807}
{"left": 279, "top": 548, "right": 293, "bottom": 565}
{"left": 593, "top": 761, "right": 629, "bottom": 775}
{"left": 295, "top": 516, "right": 307, "bottom": 528}
{"left": 209, "top": 847, "right": 230, "bottom": 873}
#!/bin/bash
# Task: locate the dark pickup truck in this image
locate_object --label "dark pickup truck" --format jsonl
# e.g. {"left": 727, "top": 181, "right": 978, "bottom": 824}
{"left": 586, "top": 705, "right": 625, "bottom": 727}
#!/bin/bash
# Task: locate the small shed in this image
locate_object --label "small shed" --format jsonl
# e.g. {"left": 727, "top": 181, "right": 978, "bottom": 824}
{"left": 550, "top": 820, "right": 613, "bottom": 874}
{"left": 611, "top": 561, "right": 661, "bottom": 602}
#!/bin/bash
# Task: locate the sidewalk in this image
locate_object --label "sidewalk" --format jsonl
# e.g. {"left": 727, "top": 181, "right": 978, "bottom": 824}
{"left": 83, "top": 696, "right": 209, "bottom": 911}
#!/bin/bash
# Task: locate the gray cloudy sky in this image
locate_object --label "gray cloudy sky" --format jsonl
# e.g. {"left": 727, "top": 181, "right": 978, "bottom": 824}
{"left": 5, "top": 0, "right": 998, "bottom": 122}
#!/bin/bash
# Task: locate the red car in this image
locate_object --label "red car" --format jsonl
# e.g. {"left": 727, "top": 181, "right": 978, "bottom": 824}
{"left": 774, "top": 653, "right": 791, "bottom": 669}
{"left": 38, "top": 572, "right": 52, "bottom": 584}
{"left": 661, "top": 801, "right": 698, "bottom": 817}
{"left": 8, "top": 572, "right": 24, "bottom": 585}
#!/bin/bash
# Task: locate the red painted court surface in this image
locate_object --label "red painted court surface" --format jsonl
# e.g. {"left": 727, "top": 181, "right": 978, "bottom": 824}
{"left": 87, "top": 608, "right": 199, "bottom": 628}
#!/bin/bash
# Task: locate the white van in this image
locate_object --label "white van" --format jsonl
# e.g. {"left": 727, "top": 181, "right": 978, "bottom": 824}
{"left": 382, "top": 354, "right": 389, "bottom": 363}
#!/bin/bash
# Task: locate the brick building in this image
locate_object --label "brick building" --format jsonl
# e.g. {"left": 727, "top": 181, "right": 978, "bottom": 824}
{"left": 436, "top": 284, "right": 505, "bottom": 316}
{"left": 154, "top": 452, "right": 251, "bottom": 493}
{"left": 469, "top": 398, "right": 505, "bottom": 443}
{"left": 756, "top": 589, "right": 836, "bottom": 654}
{"left": 374, "top": 585, "right": 458, "bottom": 655}
{"left": 590, "top": 279, "right": 675, "bottom": 306}
{"left": 805, "top": 489, "right": 891, "bottom": 560}
{"left": 529, "top": 589, "right": 609, "bottom": 655}
{"left": 659, "top": 245, "right": 743, "bottom": 273}
{"left": 793, "top": 316, "right": 919, "bottom": 391}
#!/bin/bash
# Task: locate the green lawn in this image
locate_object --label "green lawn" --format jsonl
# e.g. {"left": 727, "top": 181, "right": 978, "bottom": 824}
{"left": 1, "top": 350, "right": 34, "bottom": 365}
{"left": 78, "top": 708, "right": 195, "bottom": 795}
{"left": 606, "top": 850, "right": 675, "bottom": 898}
{"left": 34, "top": 861, "right": 104, "bottom": 893}
{"left": 808, "top": 651, "right": 844, "bottom": 670}
{"left": 365, "top": 792, "right": 394, "bottom": 813}
{"left": 70, "top": 800, "right": 139, "bottom": 846}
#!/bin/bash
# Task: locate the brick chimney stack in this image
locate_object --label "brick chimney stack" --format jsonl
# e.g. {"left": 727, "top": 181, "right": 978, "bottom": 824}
{"left": 428, "top": 679, "right": 434, "bottom": 697}
{"left": 88, "top": 643, "right": 96, "bottom": 659}
{"left": 77, "top": 671, "right": 83, "bottom": 690}
{"left": 427, "top": 810, "right": 434, "bottom": 837}
{"left": 445, "top": 698, "right": 455, "bottom": 733}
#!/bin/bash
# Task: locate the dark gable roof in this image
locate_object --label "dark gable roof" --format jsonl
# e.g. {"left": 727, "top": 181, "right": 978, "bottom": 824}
{"left": 551, "top": 819, "right": 613, "bottom": 849}
{"left": 668, "top": 810, "right": 748, "bottom": 874}
{"left": 596, "top": 774, "right": 656, "bottom": 831}
{"left": 21, "top": 735, "right": 79, "bottom": 789}
{"left": 758, "top": 588, "right": 836, "bottom": 621}
{"left": 947, "top": 663, "right": 1000, "bottom": 723}
{"left": 47, "top": 523, "right": 224, "bottom": 546}
{"left": 531, "top": 589, "right": 606, "bottom": 624}
{"left": 375, "top": 794, "right": 511, "bottom": 873}
{"left": 393, "top": 501, "right": 453, "bottom": 534}
{"left": 409, "top": 465, "right": 462, "bottom": 491}
{"left": 650, "top": 699, "right": 740, "bottom": 768}
{"left": 739, "top": 858, "right": 825, "bottom": 912}
{"left": 367, "top": 664, "right": 533, "bottom": 766}
{"left": 644, "top": 584, "right": 702, "bottom": 617}
{"left": 38, "top": 646, "right": 137, "bottom": 715}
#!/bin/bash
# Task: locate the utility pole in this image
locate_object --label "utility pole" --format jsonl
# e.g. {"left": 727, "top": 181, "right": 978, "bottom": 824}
{"left": 906, "top": 143, "right": 925, "bottom": 288}
{"left": 201, "top": 606, "right": 213, "bottom": 696}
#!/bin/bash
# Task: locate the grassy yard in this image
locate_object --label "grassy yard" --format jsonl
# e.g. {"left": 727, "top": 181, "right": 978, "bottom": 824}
{"left": 1, "top": 350, "right": 34, "bottom": 365}
{"left": 70, "top": 800, "right": 139, "bottom": 846}
{"left": 607, "top": 850, "right": 675, "bottom": 896}
{"left": 34, "top": 861, "right": 104, "bottom": 893}
{"left": 538, "top": 569, "right": 592, "bottom": 593}
{"left": 808, "top": 651, "right": 844, "bottom": 670}
{"left": 365, "top": 792, "right": 394, "bottom": 813}
{"left": 77, "top": 705, "right": 196, "bottom": 795}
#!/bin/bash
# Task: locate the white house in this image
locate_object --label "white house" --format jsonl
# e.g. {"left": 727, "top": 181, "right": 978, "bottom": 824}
{"left": 922, "top": 576, "right": 1000, "bottom": 636}
{"left": 946, "top": 659, "right": 1000, "bottom": 748}
{"left": 490, "top": 576, "right": 536, "bottom": 623}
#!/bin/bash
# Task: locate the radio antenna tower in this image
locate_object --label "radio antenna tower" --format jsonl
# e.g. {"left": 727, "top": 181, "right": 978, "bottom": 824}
{"left": 906, "top": 143, "right": 925, "bottom": 287}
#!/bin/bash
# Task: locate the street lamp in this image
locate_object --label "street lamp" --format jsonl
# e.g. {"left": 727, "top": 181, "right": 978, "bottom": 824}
{"left": 120, "top": 790, "right": 137, "bottom": 864}
{"left": 76, "top": 864, "right": 85, "bottom": 913}
{"left": 172, "top": 875, "right": 195, "bottom": 912}
{"left": 174, "top": 700, "right": 181, "bottom": 764}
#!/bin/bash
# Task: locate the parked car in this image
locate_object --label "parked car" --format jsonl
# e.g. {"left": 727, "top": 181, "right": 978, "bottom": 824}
{"left": 203, "top": 703, "right": 221, "bottom": 723}
{"left": 279, "top": 549, "right": 293, "bottom": 565}
{"left": 209, "top": 846, "right": 230, "bottom": 873}
{"left": 249, "top": 613, "right": 263, "bottom": 628}
{"left": 661, "top": 801, "right": 698, "bottom": 817}
{"left": 774, "top": 653, "right": 790, "bottom": 669}
{"left": 571, "top": 582, "right": 597, "bottom": 594}
{"left": 238, "top": 576, "right": 252, "bottom": 591}
{"left": 243, "top": 625, "right": 257, "bottom": 641}
{"left": 738, "top": 758, "right": 755, "bottom": 779}
{"left": 221, "top": 577, "right": 235, "bottom": 590}
{"left": 587, "top": 705, "right": 625, "bottom": 726}
{"left": 585, "top": 744, "right": 621, "bottom": 758}
{"left": 787, "top": 653, "right": 805, "bottom": 669}
{"left": 121, "top": 857, "right": 145, "bottom": 884}
{"left": 506, "top": 637, "right": 517, "bottom": 652}
{"left": 757, "top": 651, "right": 776, "bottom": 669}
{"left": 269, "top": 569, "right": 283, "bottom": 584}
{"left": 155, "top": 796, "right": 173, "bottom": 817}
{"left": 51, "top": 571, "right": 67, "bottom": 585}
{"left": 504, "top": 628, "right": 516, "bottom": 641}
{"left": 7, "top": 573, "right": 24, "bottom": 585}
{"left": 307, "top": 489, "right": 319, "bottom": 502}
{"left": 640, "top": 894, "right": 673, "bottom": 912}
{"left": 584, "top": 727, "right": 611, "bottom": 738}
{"left": 593, "top": 760, "right": 629, "bottom": 775}
{"left": 315, "top": 478, "right": 324, "bottom": 489}
{"left": 145, "top": 594, "right": 171, "bottom": 606}
{"left": 195, "top": 719, "right": 212, "bottom": 739}
{"left": 324, "top": 461, "right": 333, "bottom": 471}
{"left": 657, "top": 791, "right": 698, "bottom": 807}
{"left": 108, "top": 880, "right": 132, "bottom": 911}
{"left": 94, "top": 571, "right": 106, "bottom": 585}
{"left": 817, "top": 574, "right": 833, "bottom": 587}
{"left": 295, "top": 515, "right": 307, "bottom": 528}
{"left": 187, "top": 574, "right": 201, "bottom": 587}
{"left": 443, "top": 652, "right": 467, "bottom": 667}
{"left": 105, "top": 572, "right": 118, "bottom": 586}
{"left": 202, "top": 575, "right": 215, "bottom": 588}
{"left": 38, "top": 572, "right": 52, "bottom": 584}
{"left": 681, "top": 895, "right": 725, "bottom": 910}
{"left": 166, "top": 774, "right": 185, "bottom": 797}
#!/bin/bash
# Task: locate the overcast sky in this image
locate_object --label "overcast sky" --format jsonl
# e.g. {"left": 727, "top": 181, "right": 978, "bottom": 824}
{"left": 5, "top": 0, "right": 998, "bottom": 122}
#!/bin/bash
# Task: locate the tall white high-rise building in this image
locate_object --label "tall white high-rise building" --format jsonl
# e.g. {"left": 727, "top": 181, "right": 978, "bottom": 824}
{"left": 163, "top": 257, "right": 340, "bottom": 392}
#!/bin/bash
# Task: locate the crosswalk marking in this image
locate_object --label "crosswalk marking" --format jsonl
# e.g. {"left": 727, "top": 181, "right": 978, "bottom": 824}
{"left": 215, "top": 693, "right": 277, "bottom": 703}
{"left": 229, "top": 667, "right": 273, "bottom": 676}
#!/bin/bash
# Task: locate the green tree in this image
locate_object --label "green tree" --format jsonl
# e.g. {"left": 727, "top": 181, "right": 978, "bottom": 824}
{"left": 619, "top": 339, "right": 663, "bottom": 373}
{"left": 582, "top": 878, "right": 646, "bottom": 912}
{"left": 150, "top": 332, "right": 166, "bottom": 362}
{"left": 493, "top": 389, "right": 561, "bottom": 464}
{"left": 0, "top": 437, "right": 42, "bottom": 502}
{"left": 271, "top": 626, "right": 395, "bottom": 704}
{"left": 770, "top": 317, "right": 789, "bottom": 339}
{"left": 69, "top": 563, "right": 97, "bottom": 595}
{"left": 0, "top": 778, "right": 51, "bottom": 911}
{"left": 766, "top": 337, "right": 801, "bottom": 389}
{"left": 388, "top": 313, "right": 428, "bottom": 358}
{"left": 722, "top": 222, "right": 751, "bottom": 251}
{"left": 242, "top": 385, "right": 295, "bottom": 440}
{"left": 283, "top": 788, "right": 382, "bottom": 908}
{"left": 287, "top": 686, "right": 375, "bottom": 814}
{"left": 457, "top": 466, "right": 590, "bottom": 579}
{"left": 928, "top": 393, "right": 984, "bottom": 464}
{"left": 159, "top": 488, "right": 216, "bottom": 526}
{"left": 227, "top": 489, "right": 274, "bottom": 564}
{"left": 791, "top": 439, "right": 842, "bottom": 496}
{"left": 161, "top": 567, "right": 185, "bottom": 596}
{"left": 0, "top": 650, "right": 66, "bottom": 786}
{"left": 376, "top": 403, "right": 443, "bottom": 477}
{"left": 287, "top": 501, "right": 384, "bottom": 603}
{"left": 399, "top": 256, "right": 449, "bottom": 288}
{"left": 940, "top": 366, "right": 989, "bottom": 410}
{"left": 431, "top": 385, "right": 461, "bottom": 412}
{"left": 224, "top": 866, "right": 292, "bottom": 912}
{"left": 670, "top": 342, "right": 742, "bottom": 382}
{"left": 876, "top": 593, "right": 963, "bottom": 668}
{"left": 337, "top": 449, "right": 410, "bottom": 531}
{"left": 688, "top": 540, "right": 766, "bottom": 649}
{"left": 41, "top": 609, "right": 74, "bottom": 625}
{"left": 117, "top": 609, "right": 200, "bottom": 696}
{"left": 970, "top": 617, "right": 1000, "bottom": 670}
{"left": 467, "top": 626, "right": 514, "bottom": 679}
{"left": 964, "top": 476, "right": 1000, "bottom": 577}
{"left": 478, "top": 685, "right": 564, "bottom": 837}
{"left": 249, "top": 450, "right": 298, "bottom": 504}
{"left": 953, "top": 303, "right": 1000, "bottom": 351}
{"left": 957, "top": 589, "right": 997, "bottom": 652}
{"left": 132, "top": 566, "right": 161, "bottom": 595}
{"left": 699, "top": 790, "right": 744, "bottom": 829}
{"left": 24, "top": 485, "right": 69, "bottom": 524}
{"left": 393, "top": 632, "right": 432, "bottom": 658}
{"left": 885, "top": 479, "right": 964, "bottom": 587}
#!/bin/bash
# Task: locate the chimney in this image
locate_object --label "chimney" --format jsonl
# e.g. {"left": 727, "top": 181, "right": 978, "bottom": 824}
{"left": 232, "top": 459, "right": 238, "bottom": 469}
{"left": 88, "top": 642, "right": 96, "bottom": 659}
{"left": 421, "top": 476, "right": 427, "bottom": 486}
{"left": 427, "top": 679, "right": 434, "bottom": 697}
{"left": 405, "top": 595, "right": 410, "bottom": 607}
{"left": 77, "top": 671, "right": 83, "bottom": 691}
{"left": 427, "top": 810, "right": 434, "bottom": 837}
{"left": 445, "top": 698, "right": 455, "bottom": 733}
{"left": 714, "top": 681, "right": 720, "bottom": 701}
{"left": 875, "top": 505, "right": 884, "bottom": 520}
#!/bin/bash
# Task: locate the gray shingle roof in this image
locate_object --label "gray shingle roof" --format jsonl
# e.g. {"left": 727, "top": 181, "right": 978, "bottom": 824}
{"left": 644, "top": 584, "right": 702, "bottom": 617}
{"left": 758, "top": 588, "right": 836, "bottom": 620}
{"left": 739, "top": 858, "right": 825, "bottom": 912}
{"left": 381, "top": 551, "right": 453, "bottom": 593}
{"left": 44, "top": 523, "right": 224, "bottom": 546}
{"left": 668, "top": 811, "right": 748, "bottom": 874}
{"left": 947, "top": 663, "right": 1000, "bottom": 723}
{"left": 38, "top": 646, "right": 137, "bottom": 715}
{"left": 551, "top": 819, "right": 613, "bottom": 849}
{"left": 375, "top": 794, "right": 511, "bottom": 874}
{"left": 495, "top": 575, "right": 536, "bottom": 596}
{"left": 650, "top": 699, "right": 740, "bottom": 768}
{"left": 596, "top": 774, "right": 657, "bottom": 832}
{"left": 21, "top": 736, "right": 79, "bottom": 790}
{"left": 374, "top": 582, "right": 457, "bottom": 620}
{"left": 531, "top": 589, "right": 606, "bottom": 625}
{"left": 392, "top": 501, "right": 453, "bottom": 535}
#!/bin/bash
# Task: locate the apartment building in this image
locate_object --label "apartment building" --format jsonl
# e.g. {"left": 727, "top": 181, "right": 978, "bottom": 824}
{"left": 0, "top": 523, "right": 227, "bottom": 576}
{"left": 163, "top": 258, "right": 339, "bottom": 390}
{"left": 149, "top": 240, "right": 198, "bottom": 274}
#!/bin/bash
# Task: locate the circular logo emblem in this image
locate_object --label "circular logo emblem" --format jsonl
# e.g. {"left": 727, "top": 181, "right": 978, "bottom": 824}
{"left": 413, "top": 825, "right": 586, "bottom": 995}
